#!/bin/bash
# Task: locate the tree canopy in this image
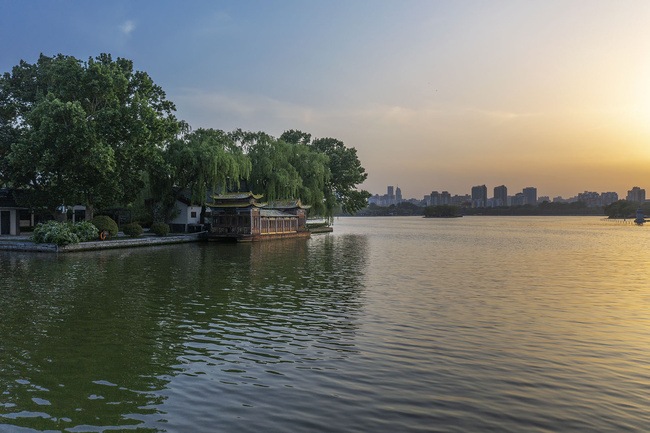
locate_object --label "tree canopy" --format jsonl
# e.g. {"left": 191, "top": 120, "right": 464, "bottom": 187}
{"left": 604, "top": 200, "right": 640, "bottom": 219}
{"left": 240, "top": 130, "right": 329, "bottom": 215}
{"left": 280, "top": 130, "right": 370, "bottom": 218}
{"left": 0, "top": 53, "right": 180, "bottom": 216}
{"left": 150, "top": 128, "right": 251, "bottom": 220}
{"left": 0, "top": 54, "right": 372, "bottom": 224}
{"left": 423, "top": 204, "right": 460, "bottom": 218}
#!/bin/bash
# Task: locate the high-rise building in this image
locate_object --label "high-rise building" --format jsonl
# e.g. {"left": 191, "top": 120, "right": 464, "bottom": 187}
{"left": 512, "top": 193, "right": 525, "bottom": 206}
{"left": 494, "top": 185, "right": 507, "bottom": 207}
{"left": 601, "top": 192, "right": 618, "bottom": 205}
{"left": 396, "top": 186, "right": 402, "bottom": 203}
{"left": 430, "top": 191, "right": 440, "bottom": 206}
{"left": 471, "top": 185, "right": 488, "bottom": 208}
{"left": 626, "top": 186, "right": 645, "bottom": 203}
{"left": 578, "top": 191, "right": 601, "bottom": 207}
{"left": 523, "top": 187, "right": 537, "bottom": 206}
{"left": 440, "top": 191, "right": 451, "bottom": 205}
{"left": 387, "top": 186, "right": 396, "bottom": 205}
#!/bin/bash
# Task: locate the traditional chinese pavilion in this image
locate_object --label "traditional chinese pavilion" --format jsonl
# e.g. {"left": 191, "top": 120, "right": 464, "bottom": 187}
{"left": 207, "top": 193, "right": 310, "bottom": 241}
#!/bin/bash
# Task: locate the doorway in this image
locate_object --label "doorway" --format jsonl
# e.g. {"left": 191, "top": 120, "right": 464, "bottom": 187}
{"left": 1, "top": 211, "right": 10, "bottom": 235}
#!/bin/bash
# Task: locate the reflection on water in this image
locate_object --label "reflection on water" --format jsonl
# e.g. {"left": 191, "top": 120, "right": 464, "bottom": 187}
{"left": 0, "top": 236, "right": 367, "bottom": 432}
{"left": 2, "top": 216, "right": 650, "bottom": 432}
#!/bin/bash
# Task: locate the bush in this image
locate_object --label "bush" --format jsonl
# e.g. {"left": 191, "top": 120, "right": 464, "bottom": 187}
{"left": 30, "top": 221, "right": 80, "bottom": 246}
{"left": 71, "top": 220, "right": 99, "bottom": 241}
{"left": 122, "top": 222, "right": 144, "bottom": 237}
{"left": 91, "top": 215, "right": 118, "bottom": 237}
{"left": 150, "top": 222, "right": 169, "bottom": 236}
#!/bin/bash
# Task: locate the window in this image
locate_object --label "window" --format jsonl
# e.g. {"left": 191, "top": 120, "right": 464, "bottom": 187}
{"left": 191, "top": 211, "right": 197, "bottom": 218}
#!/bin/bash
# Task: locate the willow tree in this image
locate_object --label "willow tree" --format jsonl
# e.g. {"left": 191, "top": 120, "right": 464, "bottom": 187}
{"left": 288, "top": 141, "right": 329, "bottom": 216}
{"left": 280, "top": 130, "right": 371, "bottom": 218}
{"left": 0, "top": 53, "right": 180, "bottom": 218}
{"left": 243, "top": 131, "right": 302, "bottom": 201}
{"left": 151, "top": 128, "right": 251, "bottom": 221}
{"left": 237, "top": 130, "right": 330, "bottom": 215}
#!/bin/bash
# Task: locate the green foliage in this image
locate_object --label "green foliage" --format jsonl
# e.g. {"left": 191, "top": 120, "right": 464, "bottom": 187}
{"left": 71, "top": 220, "right": 99, "bottom": 241}
{"left": 91, "top": 215, "right": 118, "bottom": 236}
{"left": 121, "top": 222, "right": 144, "bottom": 237}
{"left": 280, "top": 132, "right": 370, "bottom": 219}
{"left": 235, "top": 129, "right": 371, "bottom": 222}
{"left": 424, "top": 205, "right": 460, "bottom": 217}
{"left": 30, "top": 220, "right": 98, "bottom": 245}
{"left": 150, "top": 128, "right": 251, "bottom": 220}
{"left": 150, "top": 222, "right": 169, "bottom": 236}
{"left": 242, "top": 131, "right": 304, "bottom": 202}
{"left": 359, "top": 202, "right": 425, "bottom": 216}
{"left": 30, "top": 221, "right": 80, "bottom": 246}
{"left": 604, "top": 200, "right": 639, "bottom": 218}
{"left": 310, "top": 137, "right": 371, "bottom": 215}
{"left": 0, "top": 53, "right": 180, "bottom": 216}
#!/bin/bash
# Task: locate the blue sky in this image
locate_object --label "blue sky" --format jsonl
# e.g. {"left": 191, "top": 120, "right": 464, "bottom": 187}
{"left": 3, "top": 1, "right": 650, "bottom": 199}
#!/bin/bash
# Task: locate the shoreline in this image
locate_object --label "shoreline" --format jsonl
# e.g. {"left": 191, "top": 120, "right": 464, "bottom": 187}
{"left": 0, "top": 232, "right": 207, "bottom": 253}
{"left": 1, "top": 226, "right": 333, "bottom": 253}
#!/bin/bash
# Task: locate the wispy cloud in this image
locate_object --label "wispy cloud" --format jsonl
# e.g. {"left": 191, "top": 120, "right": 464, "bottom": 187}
{"left": 120, "top": 20, "right": 135, "bottom": 35}
{"left": 173, "top": 89, "right": 322, "bottom": 132}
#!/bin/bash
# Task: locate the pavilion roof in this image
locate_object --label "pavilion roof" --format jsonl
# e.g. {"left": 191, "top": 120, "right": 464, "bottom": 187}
{"left": 211, "top": 192, "right": 263, "bottom": 200}
{"left": 265, "top": 199, "right": 311, "bottom": 210}
{"left": 207, "top": 202, "right": 265, "bottom": 209}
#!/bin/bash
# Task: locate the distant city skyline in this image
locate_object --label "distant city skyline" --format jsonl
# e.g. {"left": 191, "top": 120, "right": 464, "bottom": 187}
{"left": 371, "top": 183, "right": 643, "bottom": 203}
{"left": 370, "top": 183, "right": 645, "bottom": 208}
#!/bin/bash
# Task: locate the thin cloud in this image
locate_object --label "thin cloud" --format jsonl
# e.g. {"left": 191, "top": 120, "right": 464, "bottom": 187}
{"left": 120, "top": 20, "right": 135, "bottom": 35}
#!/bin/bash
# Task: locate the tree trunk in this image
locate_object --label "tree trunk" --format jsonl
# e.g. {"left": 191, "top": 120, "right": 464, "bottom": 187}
{"left": 86, "top": 204, "right": 95, "bottom": 221}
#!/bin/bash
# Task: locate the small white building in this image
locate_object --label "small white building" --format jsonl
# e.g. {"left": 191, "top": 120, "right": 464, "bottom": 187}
{"left": 169, "top": 196, "right": 203, "bottom": 233}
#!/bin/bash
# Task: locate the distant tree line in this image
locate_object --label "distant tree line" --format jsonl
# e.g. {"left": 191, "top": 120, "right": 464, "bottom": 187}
{"left": 357, "top": 202, "right": 424, "bottom": 216}
{"left": 423, "top": 205, "right": 461, "bottom": 218}
{"left": 357, "top": 200, "right": 613, "bottom": 217}
{"left": 0, "top": 53, "right": 370, "bottom": 223}
{"left": 603, "top": 200, "right": 649, "bottom": 219}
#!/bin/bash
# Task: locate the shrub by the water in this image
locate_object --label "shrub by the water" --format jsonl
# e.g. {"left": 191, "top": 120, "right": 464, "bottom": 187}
{"left": 30, "top": 221, "right": 80, "bottom": 246}
{"left": 150, "top": 222, "right": 169, "bottom": 236}
{"left": 91, "top": 216, "right": 118, "bottom": 237}
{"left": 30, "top": 221, "right": 99, "bottom": 245}
{"left": 71, "top": 220, "right": 99, "bottom": 241}
{"left": 122, "top": 222, "right": 143, "bottom": 237}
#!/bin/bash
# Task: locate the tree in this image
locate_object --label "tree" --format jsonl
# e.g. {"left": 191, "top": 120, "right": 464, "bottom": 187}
{"left": 0, "top": 53, "right": 180, "bottom": 218}
{"left": 233, "top": 130, "right": 331, "bottom": 215}
{"left": 244, "top": 132, "right": 305, "bottom": 199}
{"left": 604, "top": 200, "right": 638, "bottom": 219}
{"left": 150, "top": 128, "right": 251, "bottom": 222}
{"left": 424, "top": 205, "right": 460, "bottom": 217}
{"left": 290, "top": 133, "right": 370, "bottom": 217}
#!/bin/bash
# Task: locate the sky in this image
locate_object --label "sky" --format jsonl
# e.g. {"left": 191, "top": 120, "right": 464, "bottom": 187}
{"left": 2, "top": 0, "right": 650, "bottom": 200}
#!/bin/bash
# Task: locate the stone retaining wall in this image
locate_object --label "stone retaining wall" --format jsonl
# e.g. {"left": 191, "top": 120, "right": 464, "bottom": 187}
{"left": 0, "top": 241, "right": 58, "bottom": 252}
{"left": 0, "top": 232, "right": 206, "bottom": 253}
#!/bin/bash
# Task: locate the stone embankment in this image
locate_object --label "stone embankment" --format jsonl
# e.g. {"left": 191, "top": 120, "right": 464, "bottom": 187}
{"left": 0, "top": 232, "right": 206, "bottom": 253}
{"left": 308, "top": 226, "right": 334, "bottom": 233}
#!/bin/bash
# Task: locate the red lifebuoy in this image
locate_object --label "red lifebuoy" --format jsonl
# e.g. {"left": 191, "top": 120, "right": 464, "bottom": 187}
{"left": 100, "top": 231, "right": 106, "bottom": 240}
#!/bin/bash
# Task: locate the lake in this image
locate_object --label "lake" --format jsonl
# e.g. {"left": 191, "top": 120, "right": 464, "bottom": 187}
{"left": 1, "top": 216, "right": 649, "bottom": 432}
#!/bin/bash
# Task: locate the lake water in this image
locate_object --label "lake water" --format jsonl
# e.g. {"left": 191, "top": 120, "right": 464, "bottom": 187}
{"left": 1, "top": 216, "right": 649, "bottom": 432}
